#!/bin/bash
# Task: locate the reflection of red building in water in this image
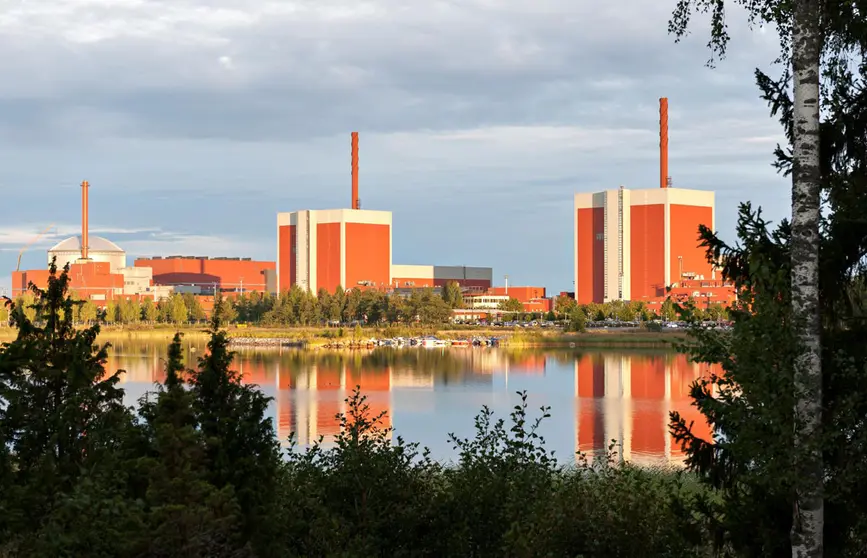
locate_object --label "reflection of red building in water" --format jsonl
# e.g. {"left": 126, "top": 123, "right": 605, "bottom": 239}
{"left": 574, "top": 352, "right": 716, "bottom": 466}
{"left": 285, "top": 362, "right": 393, "bottom": 446}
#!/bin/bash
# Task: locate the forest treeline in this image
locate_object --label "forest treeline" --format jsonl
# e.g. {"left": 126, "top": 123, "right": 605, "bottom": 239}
{"left": 3, "top": 282, "right": 729, "bottom": 328}
{"left": 0, "top": 266, "right": 714, "bottom": 557}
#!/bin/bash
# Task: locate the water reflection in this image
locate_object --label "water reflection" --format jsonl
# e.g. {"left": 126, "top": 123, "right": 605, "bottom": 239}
{"left": 108, "top": 341, "right": 716, "bottom": 465}
{"left": 574, "top": 353, "right": 716, "bottom": 465}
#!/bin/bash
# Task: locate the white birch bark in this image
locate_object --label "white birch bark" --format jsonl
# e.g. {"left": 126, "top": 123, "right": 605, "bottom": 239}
{"left": 790, "top": 0, "right": 823, "bottom": 556}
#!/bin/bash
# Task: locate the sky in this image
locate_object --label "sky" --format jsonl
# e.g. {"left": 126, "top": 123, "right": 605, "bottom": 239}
{"left": 0, "top": 0, "right": 792, "bottom": 295}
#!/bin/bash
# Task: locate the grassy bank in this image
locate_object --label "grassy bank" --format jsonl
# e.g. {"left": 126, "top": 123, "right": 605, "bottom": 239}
{"left": 509, "top": 329, "right": 688, "bottom": 348}
{"left": 0, "top": 324, "right": 688, "bottom": 348}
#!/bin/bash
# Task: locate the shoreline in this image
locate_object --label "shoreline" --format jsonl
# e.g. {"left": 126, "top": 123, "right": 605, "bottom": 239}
{"left": 0, "top": 325, "right": 688, "bottom": 348}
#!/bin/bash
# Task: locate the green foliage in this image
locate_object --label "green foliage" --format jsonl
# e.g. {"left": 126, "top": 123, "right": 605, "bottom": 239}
{"left": 182, "top": 292, "right": 207, "bottom": 322}
{"left": 0, "top": 264, "right": 718, "bottom": 557}
{"left": 0, "top": 260, "right": 139, "bottom": 554}
{"left": 668, "top": 27, "right": 867, "bottom": 554}
{"left": 554, "top": 294, "right": 577, "bottom": 315}
{"left": 498, "top": 297, "right": 524, "bottom": 313}
{"left": 140, "top": 297, "right": 158, "bottom": 323}
{"left": 118, "top": 297, "right": 140, "bottom": 324}
{"left": 137, "top": 332, "right": 247, "bottom": 556}
{"left": 567, "top": 306, "right": 588, "bottom": 332}
{"left": 103, "top": 299, "right": 117, "bottom": 324}
{"left": 169, "top": 293, "right": 188, "bottom": 325}
{"left": 188, "top": 307, "right": 284, "bottom": 556}
{"left": 673, "top": 203, "right": 867, "bottom": 556}
{"left": 442, "top": 281, "right": 464, "bottom": 309}
{"left": 282, "top": 388, "right": 710, "bottom": 557}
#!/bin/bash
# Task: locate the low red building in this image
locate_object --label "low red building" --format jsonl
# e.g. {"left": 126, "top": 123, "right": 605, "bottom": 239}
{"left": 11, "top": 261, "right": 158, "bottom": 306}
{"left": 134, "top": 256, "right": 276, "bottom": 294}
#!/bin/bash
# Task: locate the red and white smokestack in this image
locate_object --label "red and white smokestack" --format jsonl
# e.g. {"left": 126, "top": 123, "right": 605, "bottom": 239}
{"left": 660, "top": 97, "right": 669, "bottom": 189}
{"left": 81, "top": 180, "right": 90, "bottom": 260}
{"left": 351, "top": 132, "right": 359, "bottom": 209}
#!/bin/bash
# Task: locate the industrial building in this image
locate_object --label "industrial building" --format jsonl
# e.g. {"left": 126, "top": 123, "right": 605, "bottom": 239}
{"left": 391, "top": 265, "right": 492, "bottom": 291}
{"left": 277, "top": 132, "right": 493, "bottom": 294}
{"left": 134, "top": 256, "right": 277, "bottom": 294}
{"left": 574, "top": 98, "right": 735, "bottom": 308}
{"left": 277, "top": 208, "right": 393, "bottom": 293}
{"left": 11, "top": 181, "right": 172, "bottom": 304}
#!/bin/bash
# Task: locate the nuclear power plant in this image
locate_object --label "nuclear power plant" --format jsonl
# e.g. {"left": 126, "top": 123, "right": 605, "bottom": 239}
{"left": 10, "top": 97, "right": 733, "bottom": 314}
{"left": 573, "top": 98, "right": 735, "bottom": 312}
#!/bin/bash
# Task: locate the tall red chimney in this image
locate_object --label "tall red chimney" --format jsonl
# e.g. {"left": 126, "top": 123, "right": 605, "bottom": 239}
{"left": 81, "top": 180, "right": 89, "bottom": 260}
{"left": 351, "top": 132, "right": 359, "bottom": 209}
{"left": 660, "top": 97, "right": 669, "bottom": 189}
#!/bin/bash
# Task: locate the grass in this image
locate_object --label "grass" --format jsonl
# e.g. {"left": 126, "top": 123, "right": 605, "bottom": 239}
{"left": 0, "top": 324, "right": 688, "bottom": 348}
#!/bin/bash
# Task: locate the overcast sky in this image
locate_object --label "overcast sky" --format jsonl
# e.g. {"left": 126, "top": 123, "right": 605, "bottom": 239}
{"left": 0, "top": 0, "right": 791, "bottom": 294}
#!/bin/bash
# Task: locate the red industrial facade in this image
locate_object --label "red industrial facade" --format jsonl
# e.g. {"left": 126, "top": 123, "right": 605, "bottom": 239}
{"left": 134, "top": 256, "right": 276, "bottom": 292}
{"left": 573, "top": 97, "right": 734, "bottom": 308}
{"left": 277, "top": 209, "right": 392, "bottom": 294}
{"left": 12, "top": 261, "right": 123, "bottom": 303}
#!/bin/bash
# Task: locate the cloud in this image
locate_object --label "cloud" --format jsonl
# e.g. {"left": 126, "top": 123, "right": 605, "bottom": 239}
{"left": 0, "top": 0, "right": 794, "bottom": 290}
{"left": 0, "top": 224, "right": 161, "bottom": 251}
{"left": 0, "top": 0, "right": 785, "bottom": 145}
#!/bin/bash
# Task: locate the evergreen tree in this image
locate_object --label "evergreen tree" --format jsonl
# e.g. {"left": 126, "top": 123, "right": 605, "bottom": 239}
{"left": 188, "top": 296, "right": 284, "bottom": 556}
{"left": 0, "top": 261, "right": 140, "bottom": 554}
{"left": 137, "top": 333, "right": 246, "bottom": 557}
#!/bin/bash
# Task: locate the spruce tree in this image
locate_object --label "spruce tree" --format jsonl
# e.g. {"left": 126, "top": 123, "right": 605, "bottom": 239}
{"left": 0, "top": 260, "right": 139, "bottom": 554}
{"left": 189, "top": 294, "right": 284, "bottom": 557}
{"left": 137, "top": 332, "right": 246, "bottom": 557}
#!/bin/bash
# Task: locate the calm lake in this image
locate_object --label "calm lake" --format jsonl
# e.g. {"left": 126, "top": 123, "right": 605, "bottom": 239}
{"left": 109, "top": 340, "right": 717, "bottom": 466}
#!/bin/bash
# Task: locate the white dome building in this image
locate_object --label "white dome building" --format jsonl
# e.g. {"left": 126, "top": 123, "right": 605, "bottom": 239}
{"left": 48, "top": 235, "right": 127, "bottom": 272}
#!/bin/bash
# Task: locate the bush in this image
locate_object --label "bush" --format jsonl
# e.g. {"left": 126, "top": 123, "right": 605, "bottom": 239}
{"left": 280, "top": 388, "right": 714, "bottom": 557}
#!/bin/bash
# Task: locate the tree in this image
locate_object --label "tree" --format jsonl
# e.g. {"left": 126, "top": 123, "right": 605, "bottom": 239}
{"left": 141, "top": 298, "right": 158, "bottom": 324}
{"left": 0, "top": 261, "right": 138, "bottom": 553}
{"left": 442, "top": 281, "right": 464, "bottom": 309}
{"left": 668, "top": 0, "right": 841, "bottom": 551}
{"left": 567, "top": 306, "right": 587, "bottom": 332}
{"left": 79, "top": 299, "right": 98, "bottom": 324}
{"left": 218, "top": 296, "right": 238, "bottom": 324}
{"left": 670, "top": 36, "right": 867, "bottom": 553}
{"left": 136, "top": 333, "right": 245, "bottom": 556}
{"left": 554, "top": 295, "right": 577, "bottom": 316}
{"left": 13, "top": 292, "right": 37, "bottom": 322}
{"left": 104, "top": 300, "right": 118, "bottom": 324}
{"left": 183, "top": 293, "right": 207, "bottom": 323}
{"left": 118, "top": 298, "right": 141, "bottom": 325}
{"left": 168, "top": 294, "right": 188, "bottom": 325}
{"left": 188, "top": 306, "right": 284, "bottom": 556}
{"left": 498, "top": 298, "right": 523, "bottom": 314}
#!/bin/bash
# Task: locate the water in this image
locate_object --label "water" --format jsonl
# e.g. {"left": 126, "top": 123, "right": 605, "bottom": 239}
{"left": 109, "top": 340, "right": 719, "bottom": 466}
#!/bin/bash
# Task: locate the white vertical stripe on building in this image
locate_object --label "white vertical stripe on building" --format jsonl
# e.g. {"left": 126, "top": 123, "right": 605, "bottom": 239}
{"left": 621, "top": 189, "right": 632, "bottom": 301}
{"left": 573, "top": 195, "right": 580, "bottom": 299}
{"left": 340, "top": 221, "right": 347, "bottom": 290}
{"left": 296, "top": 210, "right": 308, "bottom": 291}
{"left": 663, "top": 192, "right": 671, "bottom": 288}
{"left": 308, "top": 211, "right": 318, "bottom": 293}
{"left": 602, "top": 195, "right": 609, "bottom": 301}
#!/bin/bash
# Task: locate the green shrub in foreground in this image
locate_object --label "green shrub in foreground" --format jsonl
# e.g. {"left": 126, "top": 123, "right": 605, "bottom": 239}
{"left": 281, "top": 388, "right": 714, "bottom": 557}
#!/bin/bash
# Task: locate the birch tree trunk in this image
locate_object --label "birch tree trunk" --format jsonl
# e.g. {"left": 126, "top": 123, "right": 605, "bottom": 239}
{"left": 790, "top": 0, "right": 823, "bottom": 555}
